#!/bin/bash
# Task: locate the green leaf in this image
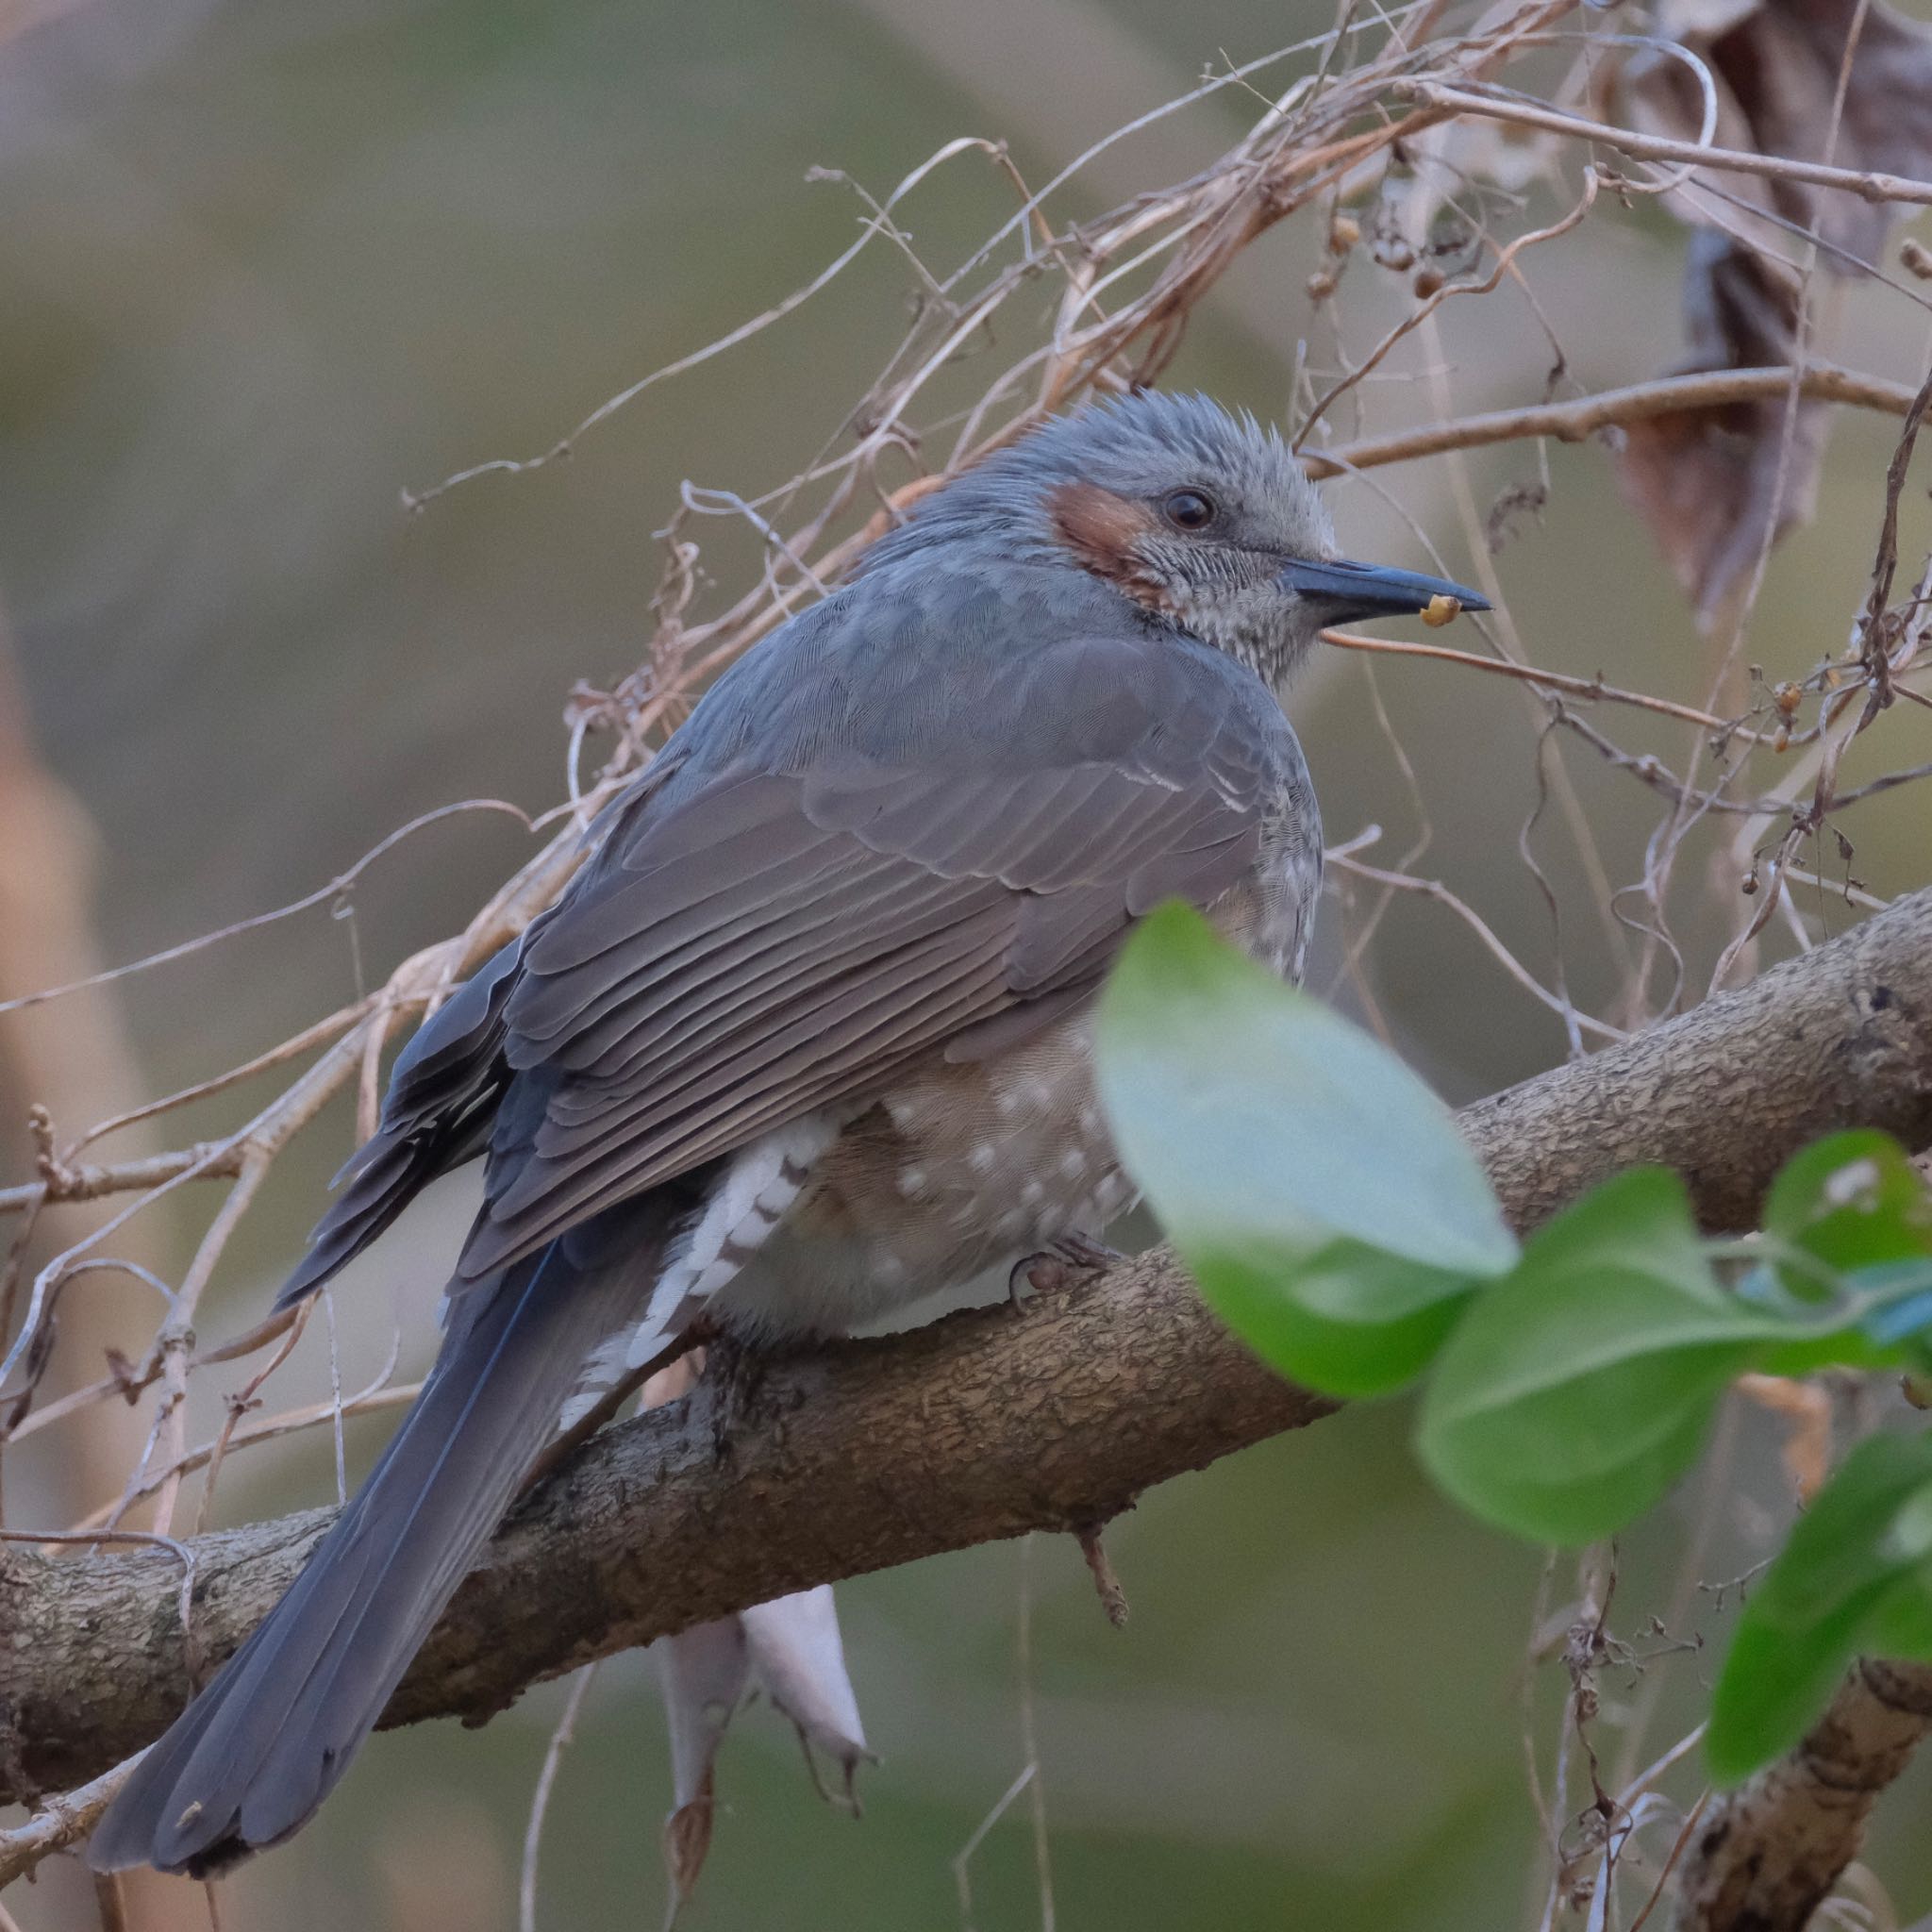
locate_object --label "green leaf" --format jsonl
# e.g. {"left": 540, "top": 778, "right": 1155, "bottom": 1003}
{"left": 1095, "top": 904, "right": 1517, "bottom": 1274}
{"left": 1861, "top": 1576, "right": 1932, "bottom": 1659}
{"left": 1763, "top": 1130, "right": 1932, "bottom": 1292}
{"left": 1191, "top": 1238, "right": 1474, "bottom": 1397}
{"left": 1752, "top": 1132, "right": 1932, "bottom": 1368}
{"left": 1707, "top": 1433, "right": 1932, "bottom": 1783}
{"left": 1095, "top": 904, "right": 1516, "bottom": 1393}
{"left": 1417, "top": 1171, "right": 1785, "bottom": 1545}
{"left": 1857, "top": 1272, "right": 1932, "bottom": 1386}
{"left": 1747, "top": 1267, "right": 1932, "bottom": 1378}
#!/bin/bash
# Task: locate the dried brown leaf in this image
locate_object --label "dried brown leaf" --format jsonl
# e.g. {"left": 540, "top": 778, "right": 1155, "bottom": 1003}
{"left": 1614, "top": 0, "right": 1932, "bottom": 624}
{"left": 1614, "top": 231, "right": 1832, "bottom": 622}
{"left": 1635, "top": 0, "right": 1932, "bottom": 249}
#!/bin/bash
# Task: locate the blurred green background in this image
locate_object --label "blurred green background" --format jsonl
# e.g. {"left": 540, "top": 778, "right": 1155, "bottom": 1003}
{"left": 3, "top": 0, "right": 1930, "bottom": 1926}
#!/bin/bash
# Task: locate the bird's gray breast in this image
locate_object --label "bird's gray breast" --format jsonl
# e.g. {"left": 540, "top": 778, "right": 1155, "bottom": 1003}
{"left": 1247, "top": 748, "right": 1324, "bottom": 981}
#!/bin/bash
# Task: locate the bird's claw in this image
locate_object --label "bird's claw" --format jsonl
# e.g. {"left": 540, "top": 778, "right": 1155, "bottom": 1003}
{"left": 1007, "top": 1231, "right": 1123, "bottom": 1308}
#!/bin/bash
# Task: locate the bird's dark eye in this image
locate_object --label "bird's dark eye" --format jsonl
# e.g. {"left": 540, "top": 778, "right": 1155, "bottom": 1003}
{"left": 1161, "top": 489, "right": 1216, "bottom": 532}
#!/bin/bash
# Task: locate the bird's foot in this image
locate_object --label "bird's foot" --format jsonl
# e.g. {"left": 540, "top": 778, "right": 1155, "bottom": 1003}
{"left": 1007, "top": 1231, "right": 1123, "bottom": 1309}
{"left": 701, "top": 1327, "right": 770, "bottom": 1459}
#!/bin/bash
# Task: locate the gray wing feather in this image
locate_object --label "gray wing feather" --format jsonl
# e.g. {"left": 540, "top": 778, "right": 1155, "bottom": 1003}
{"left": 473, "top": 895, "right": 1017, "bottom": 1262}
{"left": 281, "top": 609, "right": 1302, "bottom": 1293}
{"left": 275, "top": 940, "right": 521, "bottom": 1307}
{"left": 452, "top": 626, "right": 1295, "bottom": 1278}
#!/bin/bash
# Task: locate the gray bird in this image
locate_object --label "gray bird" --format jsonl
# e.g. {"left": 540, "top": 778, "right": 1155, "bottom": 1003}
{"left": 89, "top": 391, "right": 1486, "bottom": 1876}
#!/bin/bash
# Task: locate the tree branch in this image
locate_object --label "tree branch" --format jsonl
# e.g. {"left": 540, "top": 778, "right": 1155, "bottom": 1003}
{"left": 1309, "top": 363, "right": 1925, "bottom": 479}
{"left": 1671, "top": 1660, "right": 1932, "bottom": 1932}
{"left": 3, "top": 888, "right": 1931, "bottom": 1889}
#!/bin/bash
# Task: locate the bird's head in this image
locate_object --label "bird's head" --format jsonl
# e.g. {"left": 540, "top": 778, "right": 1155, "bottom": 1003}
{"left": 863, "top": 391, "right": 1488, "bottom": 687}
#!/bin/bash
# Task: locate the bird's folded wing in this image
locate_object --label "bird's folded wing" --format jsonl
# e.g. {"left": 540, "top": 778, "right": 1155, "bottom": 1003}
{"left": 458, "top": 633, "right": 1290, "bottom": 1279}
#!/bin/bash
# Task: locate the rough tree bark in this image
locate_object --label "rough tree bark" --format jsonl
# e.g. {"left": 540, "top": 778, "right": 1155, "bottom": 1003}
{"left": 1672, "top": 1659, "right": 1932, "bottom": 1932}
{"left": 3, "top": 886, "right": 1931, "bottom": 1918}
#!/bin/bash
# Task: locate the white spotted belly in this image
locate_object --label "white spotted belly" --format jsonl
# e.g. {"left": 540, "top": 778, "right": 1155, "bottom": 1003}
{"left": 708, "top": 1008, "right": 1138, "bottom": 1342}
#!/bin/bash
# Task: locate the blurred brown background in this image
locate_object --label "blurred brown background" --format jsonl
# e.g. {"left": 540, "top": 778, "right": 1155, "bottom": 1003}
{"left": 3, "top": 0, "right": 1930, "bottom": 1926}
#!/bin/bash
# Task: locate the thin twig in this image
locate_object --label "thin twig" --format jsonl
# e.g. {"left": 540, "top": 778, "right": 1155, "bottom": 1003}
{"left": 519, "top": 1665, "right": 600, "bottom": 1932}
{"left": 1394, "top": 81, "right": 1932, "bottom": 206}
{"left": 1328, "top": 852, "right": 1629, "bottom": 1042}
{"left": 1307, "top": 363, "right": 1924, "bottom": 478}
{"left": 1320, "top": 628, "right": 1740, "bottom": 732}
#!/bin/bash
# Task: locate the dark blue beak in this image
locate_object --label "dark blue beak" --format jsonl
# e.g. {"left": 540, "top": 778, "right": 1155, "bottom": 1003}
{"left": 1280, "top": 556, "right": 1491, "bottom": 624}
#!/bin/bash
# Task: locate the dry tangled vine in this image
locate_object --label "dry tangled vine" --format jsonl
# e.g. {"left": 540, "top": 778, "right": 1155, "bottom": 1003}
{"left": 4, "top": 2, "right": 1932, "bottom": 1928}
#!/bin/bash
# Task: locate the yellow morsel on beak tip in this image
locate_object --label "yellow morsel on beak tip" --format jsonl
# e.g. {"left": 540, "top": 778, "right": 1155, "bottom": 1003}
{"left": 1422, "top": 593, "right": 1462, "bottom": 627}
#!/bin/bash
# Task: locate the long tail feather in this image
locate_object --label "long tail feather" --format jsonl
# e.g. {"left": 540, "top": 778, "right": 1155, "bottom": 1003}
{"left": 89, "top": 1199, "right": 671, "bottom": 1877}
